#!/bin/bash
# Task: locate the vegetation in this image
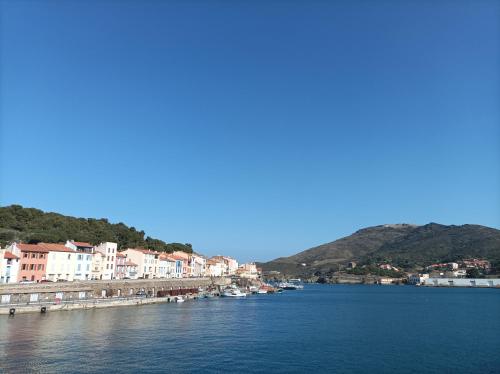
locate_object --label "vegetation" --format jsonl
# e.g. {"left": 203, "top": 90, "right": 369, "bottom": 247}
{"left": 262, "top": 223, "right": 500, "bottom": 277}
{"left": 346, "top": 265, "right": 404, "bottom": 278}
{"left": 0, "top": 205, "right": 193, "bottom": 253}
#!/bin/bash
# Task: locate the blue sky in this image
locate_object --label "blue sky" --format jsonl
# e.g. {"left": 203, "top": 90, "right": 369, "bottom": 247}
{"left": 1, "top": 0, "right": 499, "bottom": 262}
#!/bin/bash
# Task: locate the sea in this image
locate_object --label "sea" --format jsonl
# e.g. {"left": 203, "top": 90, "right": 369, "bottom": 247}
{"left": 0, "top": 284, "right": 499, "bottom": 373}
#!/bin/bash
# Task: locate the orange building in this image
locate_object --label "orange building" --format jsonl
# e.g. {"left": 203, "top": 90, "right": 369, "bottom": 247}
{"left": 15, "top": 243, "right": 49, "bottom": 282}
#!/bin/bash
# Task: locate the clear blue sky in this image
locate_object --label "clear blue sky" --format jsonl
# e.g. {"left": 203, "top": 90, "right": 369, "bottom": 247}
{"left": 1, "top": 1, "right": 499, "bottom": 262}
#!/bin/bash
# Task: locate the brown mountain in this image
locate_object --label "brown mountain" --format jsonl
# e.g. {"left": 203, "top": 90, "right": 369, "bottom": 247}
{"left": 260, "top": 223, "right": 500, "bottom": 276}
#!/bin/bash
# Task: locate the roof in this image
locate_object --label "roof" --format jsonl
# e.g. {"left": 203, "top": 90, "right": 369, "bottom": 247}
{"left": 41, "top": 243, "right": 76, "bottom": 253}
{"left": 116, "top": 252, "right": 126, "bottom": 258}
{"left": 3, "top": 251, "right": 19, "bottom": 260}
{"left": 72, "top": 241, "right": 93, "bottom": 247}
{"left": 16, "top": 243, "right": 49, "bottom": 253}
{"left": 127, "top": 248, "right": 160, "bottom": 255}
{"left": 124, "top": 260, "right": 137, "bottom": 266}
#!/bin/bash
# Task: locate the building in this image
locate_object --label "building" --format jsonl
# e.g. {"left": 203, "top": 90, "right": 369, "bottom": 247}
{"left": 0, "top": 249, "right": 20, "bottom": 284}
{"left": 408, "top": 273, "right": 429, "bottom": 285}
{"left": 172, "top": 251, "right": 190, "bottom": 277}
{"left": 44, "top": 243, "right": 77, "bottom": 282}
{"left": 122, "top": 248, "right": 160, "bottom": 279}
{"left": 206, "top": 259, "right": 224, "bottom": 277}
{"left": 95, "top": 242, "right": 118, "bottom": 280}
{"left": 123, "top": 258, "right": 139, "bottom": 279}
{"left": 423, "top": 277, "right": 500, "bottom": 287}
{"left": 65, "top": 241, "right": 94, "bottom": 281}
{"left": 190, "top": 253, "right": 206, "bottom": 277}
{"left": 91, "top": 251, "right": 105, "bottom": 280}
{"left": 9, "top": 243, "right": 49, "bottom": 282}
{"left": 210, "top": 256, "right": 238, "bottom": 276}
{"left": 115, "top": 252, "right": 127, "bottom": 279}
{"left": 236, "top": 263, "right": 259, "bottom": 279}
{"left": 165, "top": 254, "right": 184, "bottom": 278}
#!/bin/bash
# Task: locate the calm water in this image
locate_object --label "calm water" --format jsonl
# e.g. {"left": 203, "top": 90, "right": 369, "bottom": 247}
{"left": 0, "top": 285, "right": 499, "bottom": 373}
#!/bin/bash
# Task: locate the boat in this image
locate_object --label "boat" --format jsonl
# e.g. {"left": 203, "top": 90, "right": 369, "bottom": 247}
{"left": 257, "top": 288, "right": 268, "bottom": 294}
{"left": 222, "top": 289, "right": 247, "bottom": 297}
{"left": 174, "top": 296, "right": 185, "bottom": 303}
{"left": 278, "top": 282, "right": 297, "bottom": 290}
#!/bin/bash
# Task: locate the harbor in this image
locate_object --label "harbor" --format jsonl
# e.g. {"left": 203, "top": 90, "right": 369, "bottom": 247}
{"left": 0, "top": 277, "right": 308, "bottom": 315}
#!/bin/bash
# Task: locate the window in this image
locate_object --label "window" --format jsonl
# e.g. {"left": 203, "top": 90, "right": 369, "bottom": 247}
{"left": 22, "top": 264, "right": 27, "bottom": 270}
{"left": 78, "top": 254, "right": 83, "bottom": 260}
{"left": 68, "top": 254, "right": 71, "bottom": 259}
{"left": 38, "top": 264, "right": 43, "bottom": 271}
{"left": 107, "top": 256, "right": 110, "bottom": 261}
{"left": 30, "top": 264, "right": 35, "bottom": 270}
{"left": 31, "top": 253, "right": 36, "bottom": 259}
{"left": 77, "top": 264, "right": 81, "bottom": 271}
{"left": 106, "top": 264, "right": 109, "bottom": 269}
{"left": 112, "top": 256, "right": 114, "bottom": 261}
{"left": 23, "top": 253, "right": 28, "bottom": 258}
{"left": 111, "top": 264, "right": 113, "bottom": 269}
{"left": 40, "top": 254, "right": 45, "bottom": 259}
{"left": 86, "top": 264, "right": 90, "bottom": 271}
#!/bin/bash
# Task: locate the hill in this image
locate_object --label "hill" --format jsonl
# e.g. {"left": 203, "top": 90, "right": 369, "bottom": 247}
{"left": 0, "top": 204, "right": 193, "bottom": 253}
{"left": 260, "top": 223, "right": 500, "bottom": 276}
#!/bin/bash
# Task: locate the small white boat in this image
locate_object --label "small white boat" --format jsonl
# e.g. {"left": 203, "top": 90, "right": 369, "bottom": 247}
{"left": 257, "top": 289, "right": 268, "bottom": 294}
{"left": 222, "top": 288, "right": 247, "bottom": 297}
{"left": 175, "top": 296, "right": 185, "bottom": 303}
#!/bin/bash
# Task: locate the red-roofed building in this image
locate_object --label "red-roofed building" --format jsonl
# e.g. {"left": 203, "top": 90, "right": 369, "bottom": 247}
{"left": 43, "top": 243, "right": 77, "bottom": 282}
{"left": 9, "top": 243, "right": 49, "bottom": 282}
{"left": 115, "top": 252, "right": 138, "bottom": 279}
{"left": 1, "top": 249, "right": 20, "bottom": 284}
{"left": 122, "top": 248, "right": 160, "bottom": 279}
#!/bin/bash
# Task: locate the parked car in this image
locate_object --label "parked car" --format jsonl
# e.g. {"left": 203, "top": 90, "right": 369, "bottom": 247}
{"left": 135, "top": 291, "right": 147, "bottom": 297}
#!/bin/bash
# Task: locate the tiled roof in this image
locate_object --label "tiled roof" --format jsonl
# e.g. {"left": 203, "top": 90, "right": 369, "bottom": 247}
{"left": 124, "top": 261, "right": 137, "bottom": 266}
{"left": 16, "top": 243, "right": 49, "bottom": 253}
{"left": 72, "top": 241, "right": 93, "bottom": 247}
{"left": 40, "top": 243, "right": 75, "bottom": 253}
{"left": 126, "top": 248, "right": 159, "bottom": 255}
{"left": 116, "top": 252, "right": 126, "bottom": 258}
{"left": 3, "top": 251, "right": 19, "bottom": 259}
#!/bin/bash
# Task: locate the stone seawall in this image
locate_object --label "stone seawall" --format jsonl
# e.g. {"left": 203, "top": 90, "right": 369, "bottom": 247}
{"left": 0, "top": 277, "right": 231, "bottom": 305}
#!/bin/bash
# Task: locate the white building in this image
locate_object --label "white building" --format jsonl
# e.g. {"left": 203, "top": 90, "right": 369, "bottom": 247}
{"left": 423, "top": 277, "right": 500, "bottom": 287}
{"left": 211, "top": 256, "right": 238, "bottom": 276}
{"left": 122, "top": 248, "right": 159, "bottom": 279}
{"left": 206, "top": 259, "right": 224, "bottom": 277}
{"left": 65, "top": 241, "right": 94, "bottom": 281}
{"left": 0, "top": 249, "right": 20, "bottom": 284}
{"left": 44, "top": 243, "right": 77, "bottom": 282}
{"left": 95, "top": 242, "right": 117, "bottom": 280}
{"left": 408, "top": 273, "right": 429, "bottom": 285}
{"left": 190, "top": 253, "right": 206, "bottom": 277}
{"left": 236, "top": 263, "right": 259, "bottom": 279}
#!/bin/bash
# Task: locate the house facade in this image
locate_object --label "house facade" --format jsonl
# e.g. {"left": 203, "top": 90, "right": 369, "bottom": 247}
{"left": 9, "top": 243, "right": 49, "bottom": 282}
{"left": 122, "top": 248, "right": 159, "bottom": 279}
{"left": 0, "top": 249, "right": 20, "bottom": 284}
{"left": 95, "top": 242, "right": 117, "bottom": 280}
{"left": 65, "top": 241, "right": 94, "bottom": 281}
{"left": 44, "top": 243, "right": 77, "bottom": 282}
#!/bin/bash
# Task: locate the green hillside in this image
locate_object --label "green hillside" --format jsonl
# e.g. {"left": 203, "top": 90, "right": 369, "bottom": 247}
{"left": 0, "top": 204, "right": 192, "bottom": 253}
{"left": 261, "top": 223, "right": 500, "bottom": 276}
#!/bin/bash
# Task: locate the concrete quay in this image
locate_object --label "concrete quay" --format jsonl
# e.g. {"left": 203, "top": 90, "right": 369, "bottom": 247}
{"left": 0, "top": 277, "right": 231, "bottom": 314}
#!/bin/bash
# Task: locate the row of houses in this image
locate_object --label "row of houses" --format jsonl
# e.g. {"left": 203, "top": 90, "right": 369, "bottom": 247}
{"left": 0, "top": 240, "right": 256, "bottom": 284}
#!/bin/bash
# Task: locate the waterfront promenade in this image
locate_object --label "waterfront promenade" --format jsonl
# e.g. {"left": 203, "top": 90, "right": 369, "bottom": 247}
{"left": 0, "top": 277, "right": 231, "bottom": 314}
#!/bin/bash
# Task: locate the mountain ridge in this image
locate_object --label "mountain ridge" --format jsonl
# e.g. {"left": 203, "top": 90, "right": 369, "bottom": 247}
{"left": 260, "top": 222, "right": 500, "bottom": 276}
